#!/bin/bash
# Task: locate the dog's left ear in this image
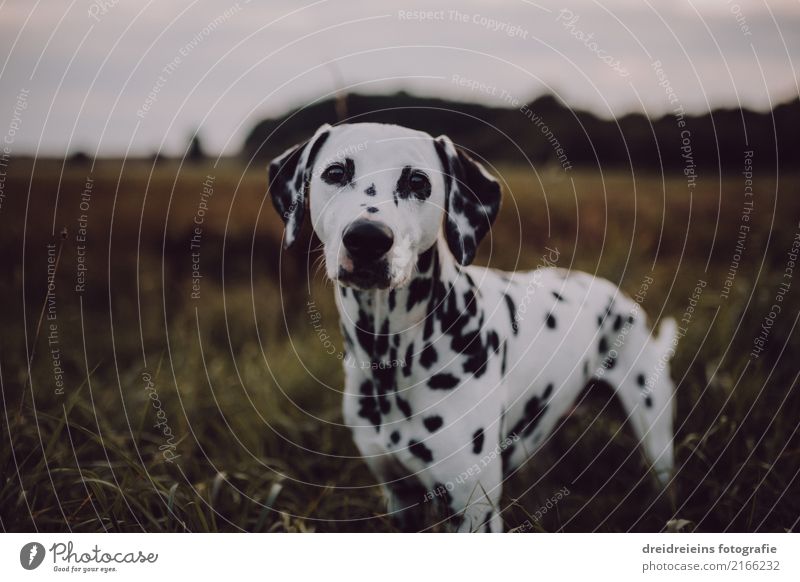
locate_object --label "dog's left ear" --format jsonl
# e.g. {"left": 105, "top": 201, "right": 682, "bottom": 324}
{"left": 434, "top": 135, "right": 502, "bottom": 265}
{"left": 268, "top": 123, "right": 331, "bottom": 248}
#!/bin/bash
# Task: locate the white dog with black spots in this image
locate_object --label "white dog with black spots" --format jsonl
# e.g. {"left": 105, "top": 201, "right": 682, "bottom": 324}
{"left": 269, "top": 122, "right": 677, "bottom": 532}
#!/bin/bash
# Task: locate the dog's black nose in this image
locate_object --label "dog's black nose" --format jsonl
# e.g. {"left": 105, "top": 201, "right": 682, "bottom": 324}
{"left": 343, "top": 220, "right": 394, "bottom": 261}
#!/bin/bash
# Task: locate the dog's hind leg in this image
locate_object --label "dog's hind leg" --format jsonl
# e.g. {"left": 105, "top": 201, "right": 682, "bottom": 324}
{"left": 600, "top": 315, "right": 678, "bottom": 486}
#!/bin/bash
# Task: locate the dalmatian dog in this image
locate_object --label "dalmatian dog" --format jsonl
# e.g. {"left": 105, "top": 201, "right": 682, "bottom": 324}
{"left": 268, "top": 122, "right": 677, "bottom": 532}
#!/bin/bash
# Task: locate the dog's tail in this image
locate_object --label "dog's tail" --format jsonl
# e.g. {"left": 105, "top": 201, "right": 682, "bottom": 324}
{"left": 654, "top": 317, "right": 678, "bottom": 360}
{"left": 649, "top": 316, "right": 678, "bottom": 486}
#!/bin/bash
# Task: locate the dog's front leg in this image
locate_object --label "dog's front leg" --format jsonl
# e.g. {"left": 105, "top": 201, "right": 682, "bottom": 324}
{"left": 341, "top": 367, "right": 409, "bottom": 524}
{"left": 413, "top": 434, "right": 504, "bottom": 533}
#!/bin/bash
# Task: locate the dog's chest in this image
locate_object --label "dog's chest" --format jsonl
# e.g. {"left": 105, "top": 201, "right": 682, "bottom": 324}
{"left": 337, "top": 271, "right": 510, "bottom": 443}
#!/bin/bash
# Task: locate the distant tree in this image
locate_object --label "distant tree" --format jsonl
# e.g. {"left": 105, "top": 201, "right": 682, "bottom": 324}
{"left": 69, "top": 150, "right": 91, "bottom": 165}
{"left": 187, "top": 131, "right": 205, "bottom": 162}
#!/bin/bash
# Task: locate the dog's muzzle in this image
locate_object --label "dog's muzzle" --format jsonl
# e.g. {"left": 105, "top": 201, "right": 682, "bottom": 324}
{"left": 338, "top": 219, "right": 394, "bottom": 289}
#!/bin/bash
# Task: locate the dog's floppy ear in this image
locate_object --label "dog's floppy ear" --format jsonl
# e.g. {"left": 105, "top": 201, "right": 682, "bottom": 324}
{"left": 268, "top": 123, "right": 331, "bottom": 248}
{"left": 434, "top": 135, "right": 502, "bottom": 265}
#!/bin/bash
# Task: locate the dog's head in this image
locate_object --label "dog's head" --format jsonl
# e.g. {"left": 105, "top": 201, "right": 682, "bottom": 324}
{"left": 268, "top": 122, "right": 501, "bottom": 290}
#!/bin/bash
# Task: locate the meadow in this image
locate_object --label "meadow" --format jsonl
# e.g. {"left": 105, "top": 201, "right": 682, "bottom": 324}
{"left": 1, "top": 157, "right": 798, "bottom": 532}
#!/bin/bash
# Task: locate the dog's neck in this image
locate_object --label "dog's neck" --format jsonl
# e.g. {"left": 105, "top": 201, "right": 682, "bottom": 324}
{"left": 335, "top": 236, "right": 463, "bottom": 365}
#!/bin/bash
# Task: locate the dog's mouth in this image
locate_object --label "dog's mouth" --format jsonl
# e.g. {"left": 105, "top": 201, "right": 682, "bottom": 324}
{"left": 337, "top": 260, "right": 392, "bottom": 290}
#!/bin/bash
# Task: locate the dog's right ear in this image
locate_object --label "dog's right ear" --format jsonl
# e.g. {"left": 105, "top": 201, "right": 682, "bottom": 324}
{"left": 434, "top": 135, "right": 502, "bottom": 266}
{"left": 268, "top": 124, "right": 331, "bottom": 248}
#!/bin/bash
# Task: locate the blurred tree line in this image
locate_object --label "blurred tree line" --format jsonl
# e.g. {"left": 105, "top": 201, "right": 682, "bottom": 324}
{"left": 242, "top": 92, "right": 799, "bottom": 172}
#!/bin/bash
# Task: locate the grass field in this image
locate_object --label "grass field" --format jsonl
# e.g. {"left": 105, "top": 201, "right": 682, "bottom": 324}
{"left": 1, "top": 158, "right": 798, "bottom": 532}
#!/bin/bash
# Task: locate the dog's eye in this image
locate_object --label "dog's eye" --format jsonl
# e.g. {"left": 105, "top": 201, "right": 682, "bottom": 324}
{"left": 322, "top": 163, "right": 347, "bottom": 185}
{"left": 409, "top": 171, "right": 430, "bottom": 196}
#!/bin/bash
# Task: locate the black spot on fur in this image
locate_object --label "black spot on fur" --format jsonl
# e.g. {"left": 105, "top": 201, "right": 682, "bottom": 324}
{"left": 644, "top": 395, "right": 653, "bottom": 408}
{"left": 396, "top": 395, "right": 412, "bottom": 419}
{"left": 374, "top": 318, "right": 390, "bottom": 356}
{"left": 462, "top": 328, "right": 500, "bottom": 378}
{"left": 501, "top": 341, "right": 508, "bottom": 377}
{"left": 423, "top": 415, "right": 443, "bottom": 432}
{"left": 407, "top": 277, "right": 432, "bottom": 311}
{"left": 463, "top": 289, "right": 478, "bottom": 316}
{"left": 423, "top": 310, "right": 435, "bottom": 341}
{"left": 546, "top": 313, "right": 556, "bottom": 329}
{"left": 371, "top": 364, "right": 394, "bottom": 416}
{"left": 637, "top": 373, "right": 646, "bottom": 387}
{"left": 390, "top": 430, "right": 401, "bottom": 444}
{"left": 364, "top": 183, "right": 376, "bottom": 196}
{"left": 420, "top": 343, "right": 438, "bottom": 369}
{"left": 463, "top": 272, "right": 477, "bottom": 289}
{"left": 416, "top": 244, "right": 435, "bottom": 272}
{"left": 598, "top": 336, "right": 608, "bottom": 354}
{"left": 472, "top": 428, "right": 485, "bottom": 454}
{"left": 408, "top": 440, "right": 433, "bottom": 463}
{"left": 543, "top": 383, "right": 553, "bottom": 398}
{"left": 355, "top": 310, "right": 374, "bottom": 353}
{"left": 613, "top": 314, "right": 623, "bottom": 331}
{"left": 552, "top": 291, "right": 565, "bottom": 301}
{"left": 429, "top": 374, "right": 459, "bottom": 390}
{"left": 402, "top": 342, "right": 414, "bottom": 378}
{"left": 509, "top": 395, "right": 547, "bottom": 439}
{"left": 366, "top": 206, "right": 379, "bottom": 213}
{"left": 378, "top": 393, "right": 391, "bottom": 414}
{"left": 504, "top": 294, "right": 519, "bottom": 335}
{"left": 357, "top": 380, "right": 381, "bottom": 431}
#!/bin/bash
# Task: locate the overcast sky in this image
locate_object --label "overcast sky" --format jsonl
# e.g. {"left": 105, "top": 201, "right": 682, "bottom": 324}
{"left": 1, "top": 0, "right": 798, "bottom": 156}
